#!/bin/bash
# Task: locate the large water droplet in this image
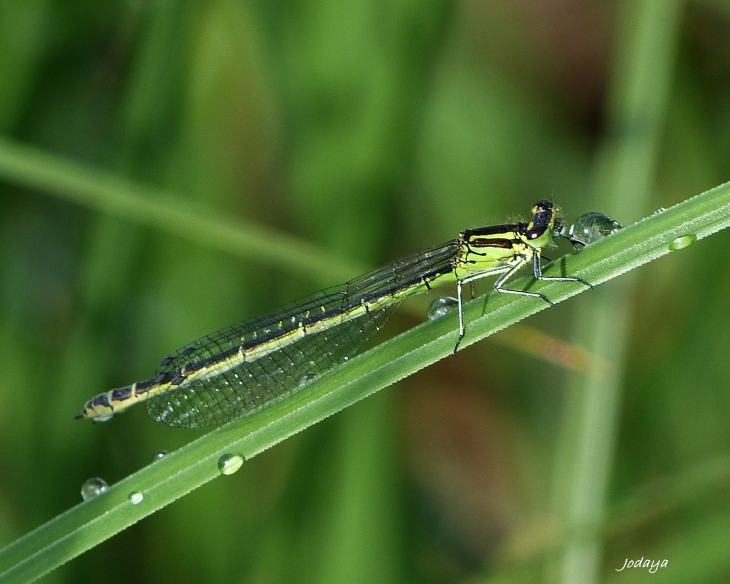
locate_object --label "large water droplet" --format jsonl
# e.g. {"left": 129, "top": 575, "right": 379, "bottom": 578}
{"left": 669, "top": 234, "right": 696, "bottom": 251}
{"left": 128, "top": 491, "right": 144, "bottom": 505}
{"left": 565, "top": 212, "right": 622, "bottom": 246}
{"left": 218, "top": 453, "right": 244, "bottom": 475}
{"left": 428, "top": 297, "right": 459, "bottom": 321}
{"left": 81, "top": 477, "right": 109, "bottom": 501}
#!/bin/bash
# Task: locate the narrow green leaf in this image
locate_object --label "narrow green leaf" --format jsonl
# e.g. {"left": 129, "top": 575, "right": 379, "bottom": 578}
{"left": 0, "top": 136, "right": 364, "bottom": 283}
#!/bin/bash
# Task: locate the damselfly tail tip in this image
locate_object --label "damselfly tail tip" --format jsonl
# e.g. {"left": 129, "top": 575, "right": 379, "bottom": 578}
{"left": 74, "top": 411, "right": 86, "bottom": 420}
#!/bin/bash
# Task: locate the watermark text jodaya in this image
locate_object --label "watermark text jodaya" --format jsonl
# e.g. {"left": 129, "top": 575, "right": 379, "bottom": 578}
{"left": 616, "top": 557, "right": 668, "bottom": 574}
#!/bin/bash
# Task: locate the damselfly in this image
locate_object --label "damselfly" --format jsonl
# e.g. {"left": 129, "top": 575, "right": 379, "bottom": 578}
{"left": 76, "top": 201, "right": 616, "bottom": 429}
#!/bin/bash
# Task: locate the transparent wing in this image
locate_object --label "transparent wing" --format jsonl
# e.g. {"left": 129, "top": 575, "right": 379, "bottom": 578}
{"left": 147, "top": 299, "right": 397, "bottom": 428}
{"left": 146, "top": 240, "right": 459, "bottom": 428}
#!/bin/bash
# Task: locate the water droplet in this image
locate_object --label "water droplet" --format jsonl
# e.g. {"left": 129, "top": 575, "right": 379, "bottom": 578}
{"left": 128, "top": 491, "right": 144, "bottom": 505}
{"left": 564, "top": 212, "right": 622, "bottom": 246}
{"left": 218, "top": 453, "right": 244, "bottom": 475}
{"left": 428, "top": 297, "right": 459, "bottom": 320}
{"left": 153, "top": 450, "right": 168, "bottom": 461}
{"left": 81, "top": 477, "right": 109, "bottom": 501}
{"left": 669, "top": 234, "right": 696, "bottom": 251}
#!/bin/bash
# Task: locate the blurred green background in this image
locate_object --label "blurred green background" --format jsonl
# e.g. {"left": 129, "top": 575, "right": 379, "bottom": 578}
{"left": 2, "top": 0, "right": 730, "bottom": 582}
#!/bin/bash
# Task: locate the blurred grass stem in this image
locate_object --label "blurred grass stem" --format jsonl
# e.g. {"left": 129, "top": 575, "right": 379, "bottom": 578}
{"left": 553, "top": 1, "right": 684, "bottom": 583}
{"left": 0, "top": 136, "right": 364, "bottom": 284}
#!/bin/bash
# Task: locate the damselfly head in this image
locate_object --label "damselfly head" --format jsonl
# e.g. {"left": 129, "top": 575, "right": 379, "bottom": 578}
{"left": 525, "top": 200, "right": 558, "bottom": 246}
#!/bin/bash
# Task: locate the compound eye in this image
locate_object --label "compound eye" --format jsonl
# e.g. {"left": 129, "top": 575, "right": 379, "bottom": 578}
{"left": 526, "top": 225, "right": 547, "bottom": 240}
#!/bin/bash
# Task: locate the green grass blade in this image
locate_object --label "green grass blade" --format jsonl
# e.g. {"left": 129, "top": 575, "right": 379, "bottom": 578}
{"left": 0, "top": 136, "right": 365, "bottom": 283}
{"left": 1, "top": 181, "right": 729, "bottom": 583}
{"left": 554, "top": 1, "right": 684, "bottom": 581}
